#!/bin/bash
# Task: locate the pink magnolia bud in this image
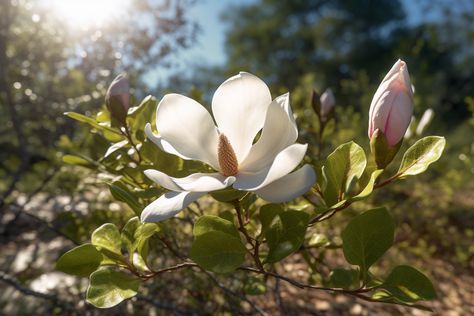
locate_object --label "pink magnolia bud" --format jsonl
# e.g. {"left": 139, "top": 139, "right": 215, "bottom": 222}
{"left": 320, "top": 88, "right": 335, "bottom": 118}
{"left": 368, "top": 59, "right": 414, "bottom": 146}
{"left": 106, "top": 74, "right": 130, "bottom": 111}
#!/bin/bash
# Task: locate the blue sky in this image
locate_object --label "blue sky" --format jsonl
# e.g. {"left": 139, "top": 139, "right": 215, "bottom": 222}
{"left": 151, "top": 0, "right": 255, "bottom": 85}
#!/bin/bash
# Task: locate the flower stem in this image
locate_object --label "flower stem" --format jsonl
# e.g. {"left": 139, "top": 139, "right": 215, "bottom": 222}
{"left": 233, "top": 200, "right": 265, "bottom": 272}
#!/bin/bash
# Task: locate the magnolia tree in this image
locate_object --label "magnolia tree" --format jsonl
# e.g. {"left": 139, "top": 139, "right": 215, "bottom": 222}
{"left": 57, "top": 60, "right": 445, "bottom": 311}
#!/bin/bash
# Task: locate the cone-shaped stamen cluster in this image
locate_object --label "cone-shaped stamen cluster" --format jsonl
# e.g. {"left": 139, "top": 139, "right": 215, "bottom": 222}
{"left": 217, "top": 133, "right": 239, "bottom": 176}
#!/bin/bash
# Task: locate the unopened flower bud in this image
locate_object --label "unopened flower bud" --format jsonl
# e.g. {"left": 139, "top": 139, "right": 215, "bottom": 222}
{"left": 106, "top": 74, "right": 129, "bottom": 124}
{"left": 368, "top": 59, "right": 413, "bottom": 147}
{"left": 320, "top": 88, "right": 335, "bottom": 118}
{"left": 311, "top": 90, "right": 321, "bottom": 116}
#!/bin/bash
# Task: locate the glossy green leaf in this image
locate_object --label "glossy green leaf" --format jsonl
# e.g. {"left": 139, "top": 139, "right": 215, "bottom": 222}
{"left": 56, "top": 244, "right": 102, "bottom": 277}
{"left": 62, "top": 154, "right": 97, "bottom": 168}
{"left": 189, "top": 231, "right": 246, "bottom": 273}
{"left": 109, "top": 184, "right": 142, "bottom": 215}
{"left": 350, "top": 169, "right": 383, "bottom": 202}
{"left": 398, "top": 136, "right": 446, "bottom": 177}
{"left": 259, "top": 204, "right": 284, "bottom": 235}
{"left": 133, "top": 222, "right": 160, "bottom": 241}
{"left": 86, "top": 269, "right": 140, "bottom": 308}
{"left": 218, "top": 210, "right": 235, "bottom": 223}
{"left": 323, "top": 141, "right": 367, "bottom": 206}
{"left": 127, "top": 95, "right": 157, "bottom": 136}
{"left": 121, "top": 217, "right": 140, "bottom": 255}
{"left": 193, "top": 215, "right": 240, "bottom": 238}
{"left": 91, "top": 223, "right": 122, "bottom": 256}
{"left": 210, "top": 187, "right": 246, "bottom": 202}
{"left": 265, "top": 211, "right": 309, "bottom": 263}
{"left": 104, "top": 140, "right": 129, "bottom": 158}
{"left": 308, "top": 233, "right": 329, "bottom": 247}
{"left": 328, "top": 268, "right": 359, "bottom": 289}
{"left": 65, "top": 112, "right": 121, "bottom": 135}
{"left": 382, "top": 265, "right": 436, "bottom": 302}
{"left": 132, "top": 222, "right": 160, "bottom": 265}
{"left": 342, "top": 208, "right": 394, "bottom": 272}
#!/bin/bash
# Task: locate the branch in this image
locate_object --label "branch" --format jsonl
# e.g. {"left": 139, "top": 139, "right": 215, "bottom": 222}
{"left": 239, "top": 266, "right": 377, "bottom": 295}
{"left": 309, "top": 200, "right": 353, "bottom": 225}
{"left": 233, "top": 200, "right": 265, "bottom": 271}
{"left": 136, "top": 294, "right": 192, "bottom": 316}
{"left": 9, "top": 204, "right": 79, "bottom": 245}
{"left": 0, "top": 270, "right": 75, "bottom": 313}
{"left": 200, "top": 269, "right": 267, "bottom": 316}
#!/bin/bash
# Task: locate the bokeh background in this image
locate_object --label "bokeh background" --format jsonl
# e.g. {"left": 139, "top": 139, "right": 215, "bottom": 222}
{"left": 0, "top": 0, "right": 473, "bottom": 315}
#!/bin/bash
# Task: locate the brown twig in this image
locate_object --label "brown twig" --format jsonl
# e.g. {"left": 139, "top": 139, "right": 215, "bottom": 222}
{"left": 0, "top": 270, "right": 76, "bottom": 313}
{"left": 233, "top": 200, "right": 265, "bottom": 272}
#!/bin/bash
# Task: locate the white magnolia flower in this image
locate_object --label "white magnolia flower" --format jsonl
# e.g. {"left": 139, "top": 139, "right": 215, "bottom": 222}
{"left": 141, "top": 72, "right": 316, "bottom": 222}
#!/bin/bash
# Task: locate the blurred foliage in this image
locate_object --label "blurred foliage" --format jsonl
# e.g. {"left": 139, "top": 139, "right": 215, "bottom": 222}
{"left": 0, "top": 0, "right": 198, "bottom": 198}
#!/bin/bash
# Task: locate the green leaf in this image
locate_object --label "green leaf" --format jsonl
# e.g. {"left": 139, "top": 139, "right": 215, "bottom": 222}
{"left": 189, "top": 231, "right": 246, "bottom": 273}
{"left": 56, "top": 244, "right": 102, "bottom": 277}
{"left": 382, "top": 265, "right": 436, "bottom": 302}
{"left": 210, "top": 187, "right": 246, "bottom": 202}
{"left": 308, "top": 233, "right": 329, "bottom": 247}
{"left": 323, "top": 142, "right": 367, "bottom": 206}
{"left": 65, "top": 112, "right": 122, "bottom": 135}
{"left": 350, "top": 169, "right": 383, "bottom": 202}
{"left": 193, "top": 215, "right": 240, "bottom": 238}
{"left": 132, "top": 222, "right": 160, "bottom": 265}
{"left": 92, "top": 223, "right": 122, "bottom": 256}
{"left": 133, "top": 222, "right": 160, "bottom": 241}
{"left": 127, "top": 95, "right": 157, "bottom": 138}
{"left": 62, "top": 154, "right": 97, "bottom": 168}
{"left": 328, "top": 268, "right": 359, "bottom": 289}
{"left": 121, "top": 217, "right": 140, "bottom": 255}
{"left": 86, "top": 269, "right": 140, "bottom": 308}
{"left": 342, "top": 207, "right": 394, "bottom": 272}
{"left": 258, "top": 204, "right": 284, "bottom": 235}
{"left": 104, "top": 140, "right": 129, "bottom": 158}
{"left": 265, "top": 211, "right": 309, "bottom": 263}
{"left": 398, "top": 136, "right": 446, "bottom": 177}
{"left": 109, "top": 183, "right": 142, "bottom": 215}
{"left": 218, "top": 210, "right": 235, "bottom": 223}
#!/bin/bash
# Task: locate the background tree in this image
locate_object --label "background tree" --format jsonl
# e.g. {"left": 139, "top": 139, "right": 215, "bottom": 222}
{"left": 0, "top": 0, "right": 197, "bottom": 207}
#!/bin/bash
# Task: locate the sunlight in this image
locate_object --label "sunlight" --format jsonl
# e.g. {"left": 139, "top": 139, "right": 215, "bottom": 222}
{"left": 45, "top": 0, "right": 130, "bottom": 29}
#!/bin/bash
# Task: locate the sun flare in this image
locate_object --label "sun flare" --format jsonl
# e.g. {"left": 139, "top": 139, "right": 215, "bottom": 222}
{"left": 45, "top": 0, "right": 130, "bottom": 29}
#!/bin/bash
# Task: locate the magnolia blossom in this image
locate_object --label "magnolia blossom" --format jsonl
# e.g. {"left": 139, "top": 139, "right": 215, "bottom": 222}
{"left": 141, "top": 72, "right": 316, "bottom": 222}
{"left": 368, "top": 59, "right": 414, "bottom": 146}
{"left": 416, "top": 108, "right": 434, "bottom": 136}
{"left": 320, "top": 88, "right": 335, "bottom": 118}
{"left": 106, "top": 74, "right": 129, "bottom": 111}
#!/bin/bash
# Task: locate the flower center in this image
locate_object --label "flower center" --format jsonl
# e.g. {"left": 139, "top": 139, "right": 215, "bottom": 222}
{"left": 217, "top": 133, "right": 239, "bottom": 177}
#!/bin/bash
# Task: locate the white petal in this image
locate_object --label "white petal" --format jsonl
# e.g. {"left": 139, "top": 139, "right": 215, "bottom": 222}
{"left": 144, "top": 170, "right": 235, "bottom": 192}
{"left": 233, "top": 143, "right": 308, "bottom": 191}
{"left": 239, "top": 93, "right": 298, "bottom": 173}
{"left": 145, "top": 123, "right": 192, "bottom": 160}
{"left": 212, "top": 72, "right": 272, "bottom": 162}
{"left": 255, "top": 164, "right": 316, "bottom": 203}
{"left": 141, "top": 191, "right": 205, "bottom": 222}
{"left": 155, "top": 94, "right": 220, "bottom": 169}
